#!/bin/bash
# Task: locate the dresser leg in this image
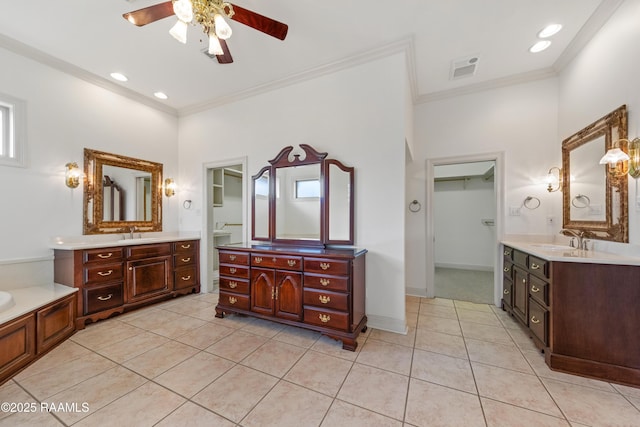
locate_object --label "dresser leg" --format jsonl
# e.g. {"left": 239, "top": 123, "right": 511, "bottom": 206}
{"left": 215, "top": 307, "right": 225, "bottom": 318}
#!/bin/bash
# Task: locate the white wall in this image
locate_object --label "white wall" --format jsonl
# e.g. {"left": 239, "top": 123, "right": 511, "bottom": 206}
{"left": 0, "top": 47, "right": 179, "bottom": 260}
{"left": 178, "top": 53, "right": 408, "bottom": 333}
{"left": 558, "top": 0, "right": 640, "bottom": 246}
{"left": 407, "top": 78, "right": 560, "bottom": 295}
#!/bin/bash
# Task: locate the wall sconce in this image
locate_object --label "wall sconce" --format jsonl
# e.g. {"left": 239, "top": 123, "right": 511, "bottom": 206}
{"left": 628, "top": 138, "right": 640, "bottom": 179}
{"left": 599, "top": 139, "right": 629, "bottom": 178}
{"left": 546, "top": 167, "right": 562, "bottom": 192}
{"left": 164, "top": 178, "right": 176, "bottom": 197}
{"left": 65, "top": 162, "right": 82, "bottom": 188}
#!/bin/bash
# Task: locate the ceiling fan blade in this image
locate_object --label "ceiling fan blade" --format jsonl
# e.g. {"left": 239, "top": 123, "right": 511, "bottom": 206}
{"left": 123, "top": 1, "right": 175, "bottom": 27}
{"left": 216, "top": 39, "right": 234, "bottom": 64}
{"left": 230, "top": 4, "right": 288, "bottom": 40}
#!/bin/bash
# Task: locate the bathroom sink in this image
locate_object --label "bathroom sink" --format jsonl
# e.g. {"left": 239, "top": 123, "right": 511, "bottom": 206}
{"left": 530, "top": 243, "right": 572, "bottom": 251}
{"left": 0, "top": 291, "right": 15, "bottom": 312}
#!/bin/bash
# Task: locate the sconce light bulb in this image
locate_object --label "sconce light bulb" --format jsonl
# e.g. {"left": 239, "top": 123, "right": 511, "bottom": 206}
{"left": 65, "top": 162, "right": 81, "bottom": 189}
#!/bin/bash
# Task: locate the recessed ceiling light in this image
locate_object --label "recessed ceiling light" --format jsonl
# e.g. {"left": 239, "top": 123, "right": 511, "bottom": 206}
{"left": 110, "top": 72, "right": 128, "bottom": 82}
{"left": 538, "top": 24, "right": 562, "bottom": 38}
{"left": 529, "top": 40, "right": 552, "bottom": 53}
{"left": 154, "top": 92, "right": 168, "bottom": 100}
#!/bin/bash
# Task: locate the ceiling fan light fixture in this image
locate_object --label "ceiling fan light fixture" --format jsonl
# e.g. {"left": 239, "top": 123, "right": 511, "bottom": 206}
{"left": 208, "top": 34, "right": 224, "bottom": 55}
{"left": 169, "top": 19, "right": 188, "bottom": 44}
{"left": 214, "top": 14, "right": 232, "bottom": 39}
{"left": 173, "top": 0, "right": 194, "bottom": 23}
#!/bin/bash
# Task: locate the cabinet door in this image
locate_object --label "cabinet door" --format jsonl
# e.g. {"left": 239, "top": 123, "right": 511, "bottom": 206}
{"left": 275, "top": 270, "right": 302, "bottom": 321}
{"left": 513, "top": 266, "right": 528, "bottom": 325}
{"left": 126, "top": 255, "right": 172, "bottom": 303}
{"left": 251, "top": 268, "right": 275, "bottom": 316}
{"left": 36, "top": 295, "right": 76, "bottom": 353}
{"left": 0, "top": 314, "right": 35, "bottom": 383}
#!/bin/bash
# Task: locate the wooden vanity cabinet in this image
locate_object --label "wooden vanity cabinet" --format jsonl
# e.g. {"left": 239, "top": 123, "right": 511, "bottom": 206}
{"left": 54, "top": 239, "right": 200, "bottom": 328}
{"left": 217, "top": 246, "right": 367, "bottom": 351}
{"left": 501, "top": 247, "right": 513, "bottom": 311}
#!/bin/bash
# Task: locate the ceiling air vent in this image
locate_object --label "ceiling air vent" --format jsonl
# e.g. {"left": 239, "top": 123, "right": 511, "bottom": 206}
{"left": 450, "top": 56, "right": 479, "bottom": 80}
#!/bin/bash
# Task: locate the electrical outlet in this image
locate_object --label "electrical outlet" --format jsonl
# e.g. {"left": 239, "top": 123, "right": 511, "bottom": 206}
{"left": 509, "top": 206, "right": 521, "bottom": 216}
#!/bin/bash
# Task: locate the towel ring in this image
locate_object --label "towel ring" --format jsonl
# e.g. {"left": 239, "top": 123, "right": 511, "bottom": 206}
{"left": 409, "top": 200, "right": 421, "bottom": 213}
{"left": 523, "top": 196, "right": 541, "bottom": 210}
{"left": 571, "top": 194, "right": 590, "bottom": 208}
{"left": 183, "top": 200, "right": 192, "bottom": 209}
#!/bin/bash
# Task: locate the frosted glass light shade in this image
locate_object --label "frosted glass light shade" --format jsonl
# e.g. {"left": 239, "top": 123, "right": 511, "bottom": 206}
{"left": 214, "top": 14, "right": 232, "bottom": 39}
{"left": 599, "top": 148, "right": 630, "bottom": 164}
{"left": 208, "top": 34, "right": 223, "bottom": 55}
{"left": 169, "top": 19, "right": 188, "bottom": 44}
{"left": 173, "top": 0, "right": 193, "bottom": 23}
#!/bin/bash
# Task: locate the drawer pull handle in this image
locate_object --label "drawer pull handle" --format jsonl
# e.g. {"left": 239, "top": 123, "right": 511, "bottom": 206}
{"left": 503, "top": 250, "right": 510, "bottom": 256}
{"left": 181, "top": 244, "right": 191, "bottom": 249}
{"left": 254, "top": 257, "right": 263, "bottom": 264}
{"left": 530, "top": 316, "right": 540, "bottom": 324}
{"left": 503, "top": 289, "right": 510, "bottom": 295}
{"left": 531, "top": 285, "right": 540, "bottom": 293}
{"left": 319, "top": 314, "right": 331, "bottom": 323}
{"left": 319, "top": 295, "right": 331, "bottom": 304}
{"left": 181, "top": 257, "right": 191, "bottom": 263}
{"left": 230, "top": 268, "right": 237, "bottom": 274}
{"left": 229, "top": 255, "right": 236, "bottom": 261}
{"left": 531, "top": 263, "right": 540, "bottom": 270}
{"left": 229, "top": 296, "right": 237, "bottom": 305}
{"left": 229, "top": 281, "right": 237, "bottom": 289}
{"left": 97, "top": 253, "right": 113, "bottom": 259}
{"left": 320, "top": 278, "right": 330, "bottom": 287}
{"left": 503, "top": 267, "right": 510, "bottom": 272}
{"left": 97, "top": 270, "right": 113, "bottom": 276}
{"left": 181, "top": 275, "right": 191, "bottom": 281}
{"left": 97, "top": 294, "right": 113, "bottom": 301}
{"left": 287, "top": 259, "right": 297, "bottom": 266}
{"left": 320, "top": 262, "right": 330, "bottom": 270}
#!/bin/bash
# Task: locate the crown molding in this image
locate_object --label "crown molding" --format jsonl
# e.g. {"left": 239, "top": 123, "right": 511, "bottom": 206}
{"left": 179, "top": 36, "right": 415, "bottom": 116}
{"left": 0, "top": 33, "right": 178, "bottom": 117}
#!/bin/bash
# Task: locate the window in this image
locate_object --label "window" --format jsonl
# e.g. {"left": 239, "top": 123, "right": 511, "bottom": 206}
{"left": 0, "top": 93, "right": 26, "bottom": 168}
{"left": 295, "top": 179, "right": 320, "bottom": 199}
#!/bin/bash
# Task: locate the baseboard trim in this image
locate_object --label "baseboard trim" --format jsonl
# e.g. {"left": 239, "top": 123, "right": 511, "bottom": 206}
{"left": 366, "top": 314, "right": 407, "bottom": 335}
{"left": 405, "top": 287, "right": 427, "bottom": 297}
{"left": 435, "top": 263, "right": 493, "bottom": 272}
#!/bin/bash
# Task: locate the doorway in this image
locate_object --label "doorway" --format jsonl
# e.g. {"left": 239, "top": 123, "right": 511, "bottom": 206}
{"left": 426, "top": 153, "right": 504, "bottom": 306}
{"left": 203, "top": 158, "right": 247, "bottom": 292}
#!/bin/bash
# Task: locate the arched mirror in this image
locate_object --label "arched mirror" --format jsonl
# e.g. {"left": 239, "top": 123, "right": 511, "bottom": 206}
{"left": 561, "top": 105, "right": 628, "bottom": 242}
{"left": 251, "top": 144, "right": 355, "bottom": 246}
{"left": 84, "top": 148, "right": 163, "bottom": 234}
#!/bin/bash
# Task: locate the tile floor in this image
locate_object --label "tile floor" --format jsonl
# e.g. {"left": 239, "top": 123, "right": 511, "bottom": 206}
{"left": 1, "top": 293, "right": 640, "bottom": 426}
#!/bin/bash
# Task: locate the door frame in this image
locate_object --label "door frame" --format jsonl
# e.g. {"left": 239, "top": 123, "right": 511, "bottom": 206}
{"left": 201, "top": 156, "right": 248, "bottom": 293}
{"left": 425, "top": 152, "right": 505, "bottom": 306}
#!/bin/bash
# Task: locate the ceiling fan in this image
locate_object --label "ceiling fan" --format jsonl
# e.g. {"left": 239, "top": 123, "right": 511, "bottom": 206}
{"left": 123, "top": 0, "right": 288, "bottom": 64}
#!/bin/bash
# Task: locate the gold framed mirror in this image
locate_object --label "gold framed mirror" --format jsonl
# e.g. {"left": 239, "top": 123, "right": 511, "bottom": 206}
{"left": 83, "top": 148, "right": 163, "bottom": 234}
{"left": 561, "top": 105, "right": 628, "bottom": 242}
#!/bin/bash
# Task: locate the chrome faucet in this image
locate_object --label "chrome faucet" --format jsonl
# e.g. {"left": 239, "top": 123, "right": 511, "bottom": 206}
{"left": 129, "top": 226, "right": 136, "bottom": 240}
{"left": 560, "top": 229, "right": 587, "bottom": 250}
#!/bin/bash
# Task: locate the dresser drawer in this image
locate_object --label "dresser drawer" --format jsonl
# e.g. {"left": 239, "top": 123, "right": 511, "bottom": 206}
{"left": 84, "top": 263, "right": 124, "bottom": 284}
{"left": 173, "top": 241, "right": 197, "bottom": 253}
{"left": 219, "top": 291, "right": 250, "bottom": 311}
{"left": 219, "top": 251, "right": 249, "bottom": 266}
{"left": 303, "top": 289, "right": 348, "bottom": 311}
{"left": 219, "top": 264, "right": 249, "bottom": 279}
{"left": 174, "top": 253, "right": 196, "bottom": 267}
{"left": 529, "top": 275, "right": 549, "bottom": 306}
{"left": 251, "top": 254, "right": 302, "bottom": 271}
{"left": 304, "top": 307, "right": 349, "bottom": 331}
{"left": 528, "top": 256, "right": 549, "bottom": 279}
{"left": 528, "top": 298, "right": 548, "bottom": 345}
{"left": 83, "top": 247, "right": 124, "bottom": 264}
{"left": 84, "top": 282, "right": 123, "bottom": 315}
{"left": 174, "top": 265, "right": 198, "bottom": 289}
{"left": 127, "top": 243, "right": 172, "bottom": 260}
{"left": 304, "top": 258, "right": 349, "bottom": 275}
{"left": 220, "top": 277, "right": 250, "bottom": 294}
{"left": 304, "top": 273, "right": 349, "bottom": 292}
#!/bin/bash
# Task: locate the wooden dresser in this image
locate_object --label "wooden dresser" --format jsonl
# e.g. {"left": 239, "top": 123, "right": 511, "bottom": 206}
{"left": 216, "top": 244, "right": 367, "bottom": 351}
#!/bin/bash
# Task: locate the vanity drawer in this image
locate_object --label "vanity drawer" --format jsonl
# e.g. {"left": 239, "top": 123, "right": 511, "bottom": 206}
{"left": 304, "top": 307, "right": 349, "bottom": 331}
{"left": 174, "top": 253, "right": 196, "bottom": 268}
{"left": 173, "top": 241, "right": 197, "bottom": 253}
{"left": 174, "top": 265, "right": 198, "bottom": 290}
{"left": 528, "top": 256, "right": 549, "bottom": 279}
{"left": 303, "top": 288, "right": 348, "bottom": 311}
{"left": 502, "top": 278, "right": 513, "bottom": 309}
{"left": 528, "top": 298, "right": 548, "bottom": 346}
{"left": 84, "top": 282, "right": 124, "bottom": 315}
{"left": 503, "top": 261, "right": 513, "bottom": 280}
{"left": 84, "top": 263, "right": 124, "bottom": 284}
{"left": 303, "top": 273, "right": 349, "bottom": 292}
{"left": 304, "top": 258, "right": 350, "bottom": 275}
{"left": 251, "top": 254, "right": 302, "bottom": 271}
{"left": 513, "top": 250, "right": 528, "bottom": 268}
{"left": 529, "top": 275, "right": 549, "bottom": 306}
{"left": 219, "top": 264, "right": 249, "bottom": 279}
{"left": 503, "top": 246, "right": 514, "bottom": 261}
{"left": 219, "top": 251, "right": 249, "bottom": 266}
{"left": 219, "top": 291, "right": 250, "bottom": 311}
{"left": 220, "top": 277, "right": 250, "bottom": 294}
{"left": 83, "top": 248, "right": 124, "bottom": 264}
{"left": 127, "top": 243, "right": 172, "bottom": 260}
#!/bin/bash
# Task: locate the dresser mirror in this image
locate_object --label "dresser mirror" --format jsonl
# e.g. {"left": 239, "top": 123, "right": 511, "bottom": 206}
{"left": 251, "top": 144, "right": 354, "bottom": 245}
{"left": 561, "top": 105, "right": 628, "bottom": 242}
{"left": 84, "top": 148, "right": 163, "bottom": 234}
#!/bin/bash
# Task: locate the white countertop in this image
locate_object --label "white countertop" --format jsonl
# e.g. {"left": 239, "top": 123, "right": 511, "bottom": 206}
{"left": 49, "top": 231, "right": 201, "bottom": 250}
{"left": 502, "top": 240, "right": 640, "bottom": 266}
{"left": 0, "top": 284, "right": 78, "bottom": 324}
